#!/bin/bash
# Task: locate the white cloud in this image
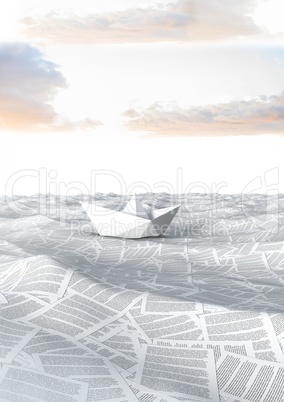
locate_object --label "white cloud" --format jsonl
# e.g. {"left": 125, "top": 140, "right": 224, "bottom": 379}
{"left": 0, "top": 43, "right": 102, "bottom": 132}
{"left": 22, "top": 0, "right": 263, "bottom": 44}
{"left": 124, "top": 93, "right": 284, "bottom": 136}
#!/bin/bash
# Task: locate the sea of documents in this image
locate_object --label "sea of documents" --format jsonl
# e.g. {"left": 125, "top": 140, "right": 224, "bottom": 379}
{"left": 0, "top": 192, "right": 284, "bottom": 401}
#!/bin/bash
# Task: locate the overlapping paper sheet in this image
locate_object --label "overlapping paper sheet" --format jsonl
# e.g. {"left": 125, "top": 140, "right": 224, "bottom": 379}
{"left": 0, "top": 193, "right": 284, "bottom": 401}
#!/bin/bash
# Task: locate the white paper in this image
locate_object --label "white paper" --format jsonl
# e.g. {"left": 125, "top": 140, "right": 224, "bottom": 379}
{"left": 135, "top": 344, "right": 220, "bottom": 402}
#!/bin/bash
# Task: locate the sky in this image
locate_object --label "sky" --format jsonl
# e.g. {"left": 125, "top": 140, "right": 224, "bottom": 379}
{"left": 1, "top": 0, "right": 284, "bottom": 195}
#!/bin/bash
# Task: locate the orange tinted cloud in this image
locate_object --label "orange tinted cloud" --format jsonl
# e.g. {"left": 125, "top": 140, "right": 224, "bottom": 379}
{"left": 22, "top": 0, "right": 262, "bottom": 44}
{"left": 0, "top": 43, "right": 102, "bottom": 132}
{"left": 123, "top": 93, "right": 284, "bottom": 137}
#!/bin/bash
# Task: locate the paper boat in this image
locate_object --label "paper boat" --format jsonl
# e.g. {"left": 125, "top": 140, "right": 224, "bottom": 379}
{"left": 81, "top": 195, "right": 180, "bottom": 238}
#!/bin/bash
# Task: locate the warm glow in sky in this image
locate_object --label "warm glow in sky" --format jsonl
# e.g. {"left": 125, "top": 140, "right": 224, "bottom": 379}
{"left": 1, "top": 0, "right": 284, "bottom": 195}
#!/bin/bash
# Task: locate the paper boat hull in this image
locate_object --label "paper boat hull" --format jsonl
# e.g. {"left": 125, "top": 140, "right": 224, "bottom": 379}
{"left": 81, "top": 200, "right": 180, "bottom": 239}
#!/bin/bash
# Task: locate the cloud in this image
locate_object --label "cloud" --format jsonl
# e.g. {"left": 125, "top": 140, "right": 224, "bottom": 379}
{"left": 0, "top": 43, "right": 102, "bottom": 132}
{"left": 123, "top": 93, "right": 284, "bottom": 137}
{"left": 52, "top": 117, "right": 103, "bottom": 132}
{"left": 22, "top": 0, "right": 263, "bottom": 44}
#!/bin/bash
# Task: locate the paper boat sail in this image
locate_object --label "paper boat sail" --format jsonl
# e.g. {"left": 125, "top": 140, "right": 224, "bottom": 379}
{"left": 81, "top": 195, "right": 180, "bottom": 238}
